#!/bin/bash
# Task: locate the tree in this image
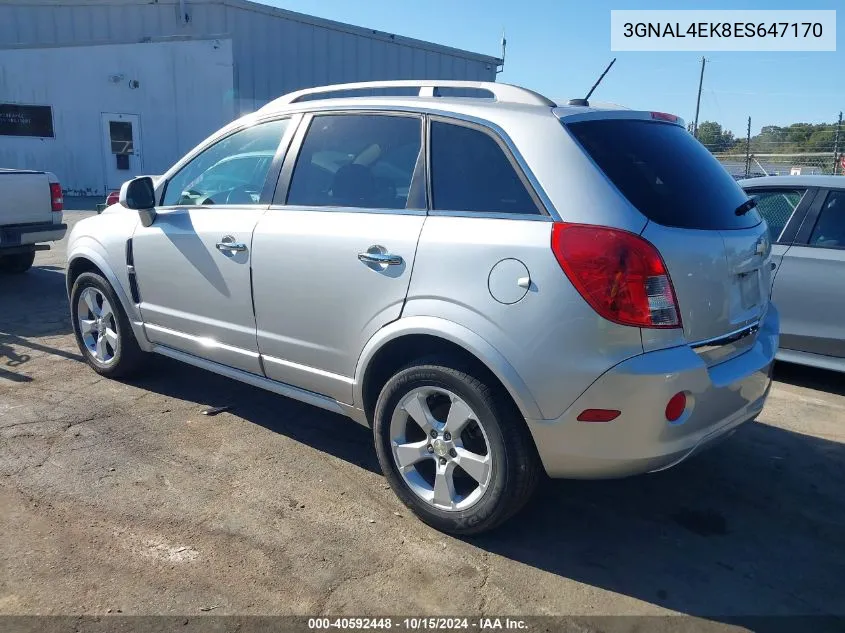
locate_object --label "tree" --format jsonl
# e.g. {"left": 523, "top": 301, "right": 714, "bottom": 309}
{"left": 750, "top": 122, "right": 838, "bottom": 153}
{"left": 695, "top": 120, "right": 837, "bottom": 154}
{"left": 696, "top": 121, "right": 737, "bottom": 152}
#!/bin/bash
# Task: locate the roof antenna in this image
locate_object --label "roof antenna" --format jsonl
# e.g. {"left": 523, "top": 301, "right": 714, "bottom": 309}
{"left": 568, "top": 57, "right": 616, "bottom": 107}
{"left": 496, "top": 31, "right": 506, "bottom": 74}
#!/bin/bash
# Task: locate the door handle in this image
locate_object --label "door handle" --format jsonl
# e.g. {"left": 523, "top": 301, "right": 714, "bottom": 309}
{"left": 358, "top": 251, "right": 403, "bottom": 266}
{"left": 216, "top": 236, "right": 247, "bottom": 253}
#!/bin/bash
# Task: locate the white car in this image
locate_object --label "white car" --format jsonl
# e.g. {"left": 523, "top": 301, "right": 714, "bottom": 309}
{"left": 741, "top": 175, "right": 845, "bottom": 373}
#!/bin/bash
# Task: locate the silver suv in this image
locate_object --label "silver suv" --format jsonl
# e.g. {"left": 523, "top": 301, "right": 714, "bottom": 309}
{"left": 67, "top": 80, "right": 779, "bottom": 534}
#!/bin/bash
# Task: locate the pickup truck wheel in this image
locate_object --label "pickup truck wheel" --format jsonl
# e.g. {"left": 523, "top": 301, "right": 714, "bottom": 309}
{"left": 70, "top": 272, "right": 146, "bottom": 378}
{"left": 373, "top": 357, "right": 541, "bottom": 535}
{"left": 0, "top": 250, "right": 35, "bottom": 274}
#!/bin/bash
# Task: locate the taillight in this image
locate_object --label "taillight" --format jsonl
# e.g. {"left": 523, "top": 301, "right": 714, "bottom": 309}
{"left": 651, "top": 111, "right": 680, "bottom": 124}
{"left": 106, "top": 191, "right": 120, "bottom": 206}
{"left": 50, "top": 182, "right": 63, "bottom": 212}
{"left": 551, "top": 223, "right": 681, "bottom": 329}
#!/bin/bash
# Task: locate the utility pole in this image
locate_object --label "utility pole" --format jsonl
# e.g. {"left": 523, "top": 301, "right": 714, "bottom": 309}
{"left": 833, "top": 111, "right": 842, "bottom": 175}
{"left": 744, "top": 116, "right": 752, "bottom": 178}
{"left": 693, "top": 57, "right": 706, "bottom": 139}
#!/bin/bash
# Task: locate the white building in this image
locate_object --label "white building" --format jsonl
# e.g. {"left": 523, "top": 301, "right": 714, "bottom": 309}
{"left": 0, "top": 0, "right": 501, "bottom": 195}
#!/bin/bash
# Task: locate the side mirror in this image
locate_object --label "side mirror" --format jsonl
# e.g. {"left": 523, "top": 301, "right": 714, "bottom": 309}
{"left": 119, "top": 176, "right": 157, "bottom": 227}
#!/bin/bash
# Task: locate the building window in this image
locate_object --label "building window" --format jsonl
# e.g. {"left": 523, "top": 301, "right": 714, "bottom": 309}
{"left": 109, "top": 121, "right": 134, "bottom": 154}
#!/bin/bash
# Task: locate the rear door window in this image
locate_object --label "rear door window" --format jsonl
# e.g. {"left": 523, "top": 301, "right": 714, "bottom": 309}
{"left": 746, "top": 188, "right": 807, "bottom": 242}
{"left": 566, "top": 119, "right": 761, "bottom": 230}
{"left": 286, "top": 114, "right": 422, "bottom": 210}
{"left": 809, "top": 190, "right": 845, "bottom": 249}
{"left": 430, "top": 120, "right": 541, "bottom": 215}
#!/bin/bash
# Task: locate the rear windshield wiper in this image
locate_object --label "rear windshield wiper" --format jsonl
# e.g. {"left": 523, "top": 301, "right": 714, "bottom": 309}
{"left": 734, "top": 198, "right": 758, "bottom": 216}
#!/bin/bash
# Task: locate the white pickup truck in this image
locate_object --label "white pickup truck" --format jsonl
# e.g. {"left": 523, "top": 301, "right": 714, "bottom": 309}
{"left": 0, "top": 169, "right": 67, "bottom": 273}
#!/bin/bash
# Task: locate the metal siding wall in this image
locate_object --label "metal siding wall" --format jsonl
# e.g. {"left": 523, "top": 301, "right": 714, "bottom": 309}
{"left": 15, "top": 6, "right": 37, "bottom": 43}
{"left": 269, "top": 16, "right": 285, "bottom": 95}
{"left": 70, "top": 6, "right": 93, "bottom": 42}
{"left": 221, "top": 3, "right": 498, "bottom": 110}
{"left": 0, "top": 9, "right": 12, "bottom": 43}
{"left": 0, "top": 0, "right": 497, "bottom": 197}
{"left": 1, "top": 2, "right": 498, "bottom": 93}
{"left": 51, "top": 7, "right": 71, "bottom": 39}
{"left": 325, "top": 31, "right": 342, "bottom": 86}
{"left": 280, "top": 19, "right": 297, "bottom": 92}
{"left": 90, "top": 6, "right": 110, "bottom": 40}
{"left": 0, "top": 39, "right": 234, "bottom": 195}
{"left": 1, "top": 1, "right": 498, "bottom": 186}
{"left": 295, "top": 24, "right": 312, "bottom": 91}
{"left": 312, "top": 26, "right": 330, "bottom": 89}
{"left": 228, "top": 4, "right": 255, "bottom": 113}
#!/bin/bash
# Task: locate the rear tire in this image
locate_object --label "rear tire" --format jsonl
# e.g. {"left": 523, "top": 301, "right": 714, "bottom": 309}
{"left": 373, "top": 356, "right": 541, "bottom": 535}
{"left": 70, "top": 271, "right": 146, "bottom": 378}
{"left": 0, "top": 250, "right": 35, "bottom": 274}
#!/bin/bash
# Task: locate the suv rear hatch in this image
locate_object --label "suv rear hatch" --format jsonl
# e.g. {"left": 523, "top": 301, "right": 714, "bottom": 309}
{"left": 563, "top": 115, "right": 771, "bottom": 352}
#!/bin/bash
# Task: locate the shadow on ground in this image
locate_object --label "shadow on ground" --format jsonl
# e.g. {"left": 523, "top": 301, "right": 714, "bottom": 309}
{"left": 130, "top": 355, "right": 845, "bottom": 621}
{"left": 0, "top": 266, "right": 72, "bottom": 337}
{"left": 472, "top": 419, "right": 845, "bottom": 619}
{"left": 0, "top": 267, "right": 82, "bottom": 378}
{"left": 774, "top": 361, "right": 845, "bottom": 397}
{"left": 132, "top": 356, "right": 380, "bottom": 474}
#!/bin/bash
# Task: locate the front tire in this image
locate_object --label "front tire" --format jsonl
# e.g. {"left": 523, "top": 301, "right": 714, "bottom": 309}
{"left": 0, "top": 250, "right": 35, "bottom": 274}
{"left": 373, "top": 357, "right": 541, "bottom": 535}
{"left": 70, "top": 272, "right": 146, "bottom": 378}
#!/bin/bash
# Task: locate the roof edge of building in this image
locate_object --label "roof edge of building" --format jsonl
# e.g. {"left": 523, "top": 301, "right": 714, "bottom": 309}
{"left": 223, "top": 0, "right": 502, "bottom": 65}
{"left": 2, "top": 0, "right": 503, "bottom": 66}
{"left": 1, "top": 33, "right": 231, "bottom": 51}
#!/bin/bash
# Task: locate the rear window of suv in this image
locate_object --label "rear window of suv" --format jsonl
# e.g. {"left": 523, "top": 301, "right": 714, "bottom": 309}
{"left": 566, "top": 119, "right": 762, "bottom": 230}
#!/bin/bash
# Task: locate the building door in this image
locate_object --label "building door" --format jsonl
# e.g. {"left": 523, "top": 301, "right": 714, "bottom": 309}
{"left": 101, "top": 113, "right": 142, "bottom": 192}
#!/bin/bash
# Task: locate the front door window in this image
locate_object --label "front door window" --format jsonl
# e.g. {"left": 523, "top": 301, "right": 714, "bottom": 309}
{"left": 161, "top": 119, "right": 289, "bottom": 206}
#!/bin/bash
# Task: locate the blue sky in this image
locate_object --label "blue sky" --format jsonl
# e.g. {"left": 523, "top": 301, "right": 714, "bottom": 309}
{"left": 266, "top": 0, "right": 842, "bottom": 137}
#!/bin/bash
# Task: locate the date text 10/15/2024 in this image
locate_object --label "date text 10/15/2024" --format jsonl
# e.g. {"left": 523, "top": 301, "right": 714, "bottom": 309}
{"left": 308, "top": 618, "right": 528, "bottom": 630}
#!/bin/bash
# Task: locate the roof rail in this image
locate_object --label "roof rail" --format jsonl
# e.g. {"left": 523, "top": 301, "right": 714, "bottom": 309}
{"left": 261, "top": 80, "right": 556, "bottom": 110}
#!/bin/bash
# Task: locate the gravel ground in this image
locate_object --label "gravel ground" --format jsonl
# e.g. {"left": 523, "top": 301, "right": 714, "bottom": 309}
{"left": 1, "top": 211, "right": 844, "bottom": 623}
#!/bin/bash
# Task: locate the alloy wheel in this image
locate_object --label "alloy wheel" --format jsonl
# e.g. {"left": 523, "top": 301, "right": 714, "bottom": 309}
{"left": 77, "top": 287, "right": 119, "bottom": 364}
{"left": 389, "top": 387, "right": 492, "bottom": 511}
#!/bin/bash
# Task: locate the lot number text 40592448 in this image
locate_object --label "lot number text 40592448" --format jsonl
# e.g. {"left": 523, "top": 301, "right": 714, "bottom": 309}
{"left": 307, "top": 618, "right": 529, "bottom": 630}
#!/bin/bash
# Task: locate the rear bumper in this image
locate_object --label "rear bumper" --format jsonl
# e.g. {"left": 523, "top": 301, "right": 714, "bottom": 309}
{"left": 0, "top": 222, "right": 67, "bottom": 249}
{"left": 526, "top": 304, "right": 779, "bottom": 479}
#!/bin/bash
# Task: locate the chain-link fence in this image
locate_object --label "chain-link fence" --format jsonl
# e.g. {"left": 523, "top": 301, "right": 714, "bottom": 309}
{"left": 714, "top": 152, "right": 839, "bottom": 180}
{"left": 694, "top": 111, "right": 844, "bottom": 180}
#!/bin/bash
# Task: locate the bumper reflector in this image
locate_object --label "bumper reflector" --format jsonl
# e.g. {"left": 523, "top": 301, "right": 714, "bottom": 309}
{"left": 665, "top": 392, "right": 687, "bottom": 422}
{"left": 577, "top": 409, "right": 621, "bottom": 422}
